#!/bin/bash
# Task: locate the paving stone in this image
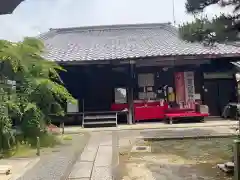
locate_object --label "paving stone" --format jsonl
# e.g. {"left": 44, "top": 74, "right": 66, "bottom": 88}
{"left": 84, "top": 145, "right": 98, "bottom": 151}
{"left": 100, "top": 136, "right": 113, "bottom": 146}
{"left": 100, "top": 140, "right": 112, "bottom": 146}
{"left": 69, "top": 162, "right": 93, "bottom": 179}
{"left": 91, "top": 166, "right": 112, "bottom": 180}
{"left": 88, "top": 136, "right": 102, "bottom": 145}
{"left": 94, "top": 146, "right": 112, "bottom": 167}
{"left": 79, "top": 148, "right": 98, "bottom": 162}
{"left": 79, "top": 142, "right": 99, "bottom": 162}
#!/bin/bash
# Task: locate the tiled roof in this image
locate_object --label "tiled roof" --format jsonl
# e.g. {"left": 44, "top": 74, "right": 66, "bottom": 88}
{"left": 40, "top": 23, "right": 240, "bottom": 62}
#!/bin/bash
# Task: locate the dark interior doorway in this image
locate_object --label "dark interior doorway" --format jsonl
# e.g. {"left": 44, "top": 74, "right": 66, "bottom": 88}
{"left": 203, "top": 79, "right": 236, "bottom": 116}
{"left": 83, "top": 66, "right": 113, "bottom": 112}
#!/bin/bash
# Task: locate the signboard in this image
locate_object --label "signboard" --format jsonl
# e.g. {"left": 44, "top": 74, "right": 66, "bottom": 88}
{"left": 138, "top": 73, "right": 154, "bottom": 87}
{"left": 175, "top": 71, "right": 195, "bottom": 104}
{"left": 203, "top": 72, "right": 233, "bottom": 79}
{"left": 67, "top": 101, "right": 79, "bottom": 113}
{"left": 174, "top": 72, "right": 185, "bottom": 103}
{"left": 184, "top": 71, "right": 195, "bottom": 102}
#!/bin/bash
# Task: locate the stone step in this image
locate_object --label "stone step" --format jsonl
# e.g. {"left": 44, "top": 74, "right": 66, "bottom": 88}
{"left": 84, "top": 115, "right": 116, "bottom": 120}
{"left": 83, "top": 113, "right": 117, "bottom": 127}
{"left": 0, "top": 165, "right": 11, "bottom": 175}
{"left": 84, "top": 121, "right": 117, "bottom": 125}
{"left": 217, "top": 164, "right": 234, "bottom": 174}
{"left": 225, "top": 162, "right": 234, "bottom": 169}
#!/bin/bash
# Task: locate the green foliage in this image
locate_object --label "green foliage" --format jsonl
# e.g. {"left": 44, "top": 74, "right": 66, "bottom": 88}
{"left": 179, "top": 0, "right": 240, "bottom": 43}
{"left": 24, "top": 133, "right": 61, "bottom": 148}
{"left": 0, "top": 37, "right": 75, "bottom": 152}
{"left": 0, "top": 94, "right": 16, "bottom": 152}
{"left": 1, "top": 133, "right": 62, "bottom": 158}
{"left": 179, "top": 15, "right": 239, "bottom": 45}
{"left": 185, "top": 0, "right": 220, "bottom": 14}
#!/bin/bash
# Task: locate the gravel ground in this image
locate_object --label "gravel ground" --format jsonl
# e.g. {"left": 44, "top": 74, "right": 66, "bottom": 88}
{"left": 117, "top": 127, "right": 236, "bottom": 180}
{"left": 16, "top": 133, "right": 89, "bottom": 180}
{"left": 139, "top": 127, "right": 236, "bottom": 139}
{"left": 119, "top": 138, "right": 234, "bottom": 180}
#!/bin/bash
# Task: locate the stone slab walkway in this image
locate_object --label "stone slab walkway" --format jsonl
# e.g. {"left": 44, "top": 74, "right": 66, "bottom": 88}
{"left": 69, "top": 132, "right": 117, "bottom": 180}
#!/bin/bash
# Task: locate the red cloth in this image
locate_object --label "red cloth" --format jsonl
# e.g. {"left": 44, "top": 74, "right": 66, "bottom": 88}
{"left": 166, "top": 108, "right": 194, "bottom": 113}
{"left": 165, "top": 112, "right": 209, "bottom": 118}
{"left": 111, "top": 102, "right": 208, "bottom": 121}
{"left": 135, "top": 106, "right": 165, "bottom": 121}
{"left": 111, "top": 103, "right": 128, "bottom": 111}
{"left": 111, "top": 102, "right": 161, "bottom": 111}
{"left": 111, "top": 103, "right": 145, "bottom": 111}
{"left": 111, "top": 102, "right": 168, "bottom": 121}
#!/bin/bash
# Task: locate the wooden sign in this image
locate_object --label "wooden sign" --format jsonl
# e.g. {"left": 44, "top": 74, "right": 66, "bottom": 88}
{"left": 184, "top": 71, "right": 195, "bottom": 102}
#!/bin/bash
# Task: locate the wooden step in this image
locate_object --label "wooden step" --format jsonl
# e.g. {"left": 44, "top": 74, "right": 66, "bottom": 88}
{"left": 82, "top": 111, "right": 118, "bottom": 128}
{"left": 84, "top": 121, "right": 117, "bottom": 125}
{"left": 84, "top": 115, "right": 116, "bottom": 120}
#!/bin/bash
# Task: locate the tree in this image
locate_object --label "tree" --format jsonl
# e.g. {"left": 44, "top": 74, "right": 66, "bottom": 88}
{"left": 0, "top": 37, "right": 75, "bottom": 150}
{"left": 179, "top": 0, "right": 240, "bottom": 44}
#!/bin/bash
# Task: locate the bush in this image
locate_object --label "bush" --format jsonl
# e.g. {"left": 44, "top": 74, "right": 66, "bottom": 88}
{"left": 0, "top": 38, "right": 75, "bottom": 156}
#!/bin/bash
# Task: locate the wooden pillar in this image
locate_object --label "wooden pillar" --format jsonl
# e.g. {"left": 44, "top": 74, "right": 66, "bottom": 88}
{"left": 128, "top": 61, "right": 135, "bottom": 124}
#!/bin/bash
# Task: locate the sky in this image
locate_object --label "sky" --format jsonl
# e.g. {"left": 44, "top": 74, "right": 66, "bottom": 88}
{"left": 0, "top": 0, "right": 233, "bottom": 41}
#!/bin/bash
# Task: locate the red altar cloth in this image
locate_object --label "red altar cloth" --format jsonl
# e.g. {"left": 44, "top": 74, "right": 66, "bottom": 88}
{"left": 134, "top": 106, "right": 166, "bottom": 121}
{"left": 111, "top": 101, "right": 167, "bottom": 121}
{"left": 111, "top": 102, "right": 208, "bottom": 121}
{"left": 165, "top": 112, "right": 209, "bottom": 118}
{"left": 111, "top": 103, "right": 128, "bottom": 111}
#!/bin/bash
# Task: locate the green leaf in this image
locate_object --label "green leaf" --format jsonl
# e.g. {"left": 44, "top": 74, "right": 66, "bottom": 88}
{"left": 0, "top": 37, "right": 75, "bottom": 145}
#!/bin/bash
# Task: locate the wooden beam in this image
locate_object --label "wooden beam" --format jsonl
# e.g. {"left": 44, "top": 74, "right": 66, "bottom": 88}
{"left": 136, "top": 59, "right": 210, "bottom": 67}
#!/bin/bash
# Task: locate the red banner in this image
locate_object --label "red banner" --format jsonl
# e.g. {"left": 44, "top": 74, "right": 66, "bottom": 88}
{"left": 175, "top": 72, "right": 185, "bottom": 103}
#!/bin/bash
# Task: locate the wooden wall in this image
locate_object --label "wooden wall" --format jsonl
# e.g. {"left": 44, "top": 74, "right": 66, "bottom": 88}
{"left": 59, "top": 58, "right": 237, "bottom": 114}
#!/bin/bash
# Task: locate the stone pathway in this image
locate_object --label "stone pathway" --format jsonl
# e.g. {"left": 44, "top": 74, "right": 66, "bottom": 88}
{"left": 17, "top": 133, "right": 88, "bottom": 180}
{"left": 69, "top": 132, "right": 117, "bottom": 180}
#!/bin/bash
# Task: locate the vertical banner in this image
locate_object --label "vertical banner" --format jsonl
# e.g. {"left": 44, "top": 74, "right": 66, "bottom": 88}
{"left": 174, "top": 72, "right": 185, "bottom": 103}
{"left": 184, "top": 71, "right": 195, "bottom": 108}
